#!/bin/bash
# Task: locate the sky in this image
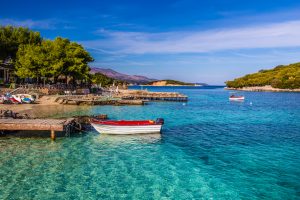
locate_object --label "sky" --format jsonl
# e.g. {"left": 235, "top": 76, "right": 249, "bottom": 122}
{"left": 1, "top": 0, "right": 300, "bottom": 84}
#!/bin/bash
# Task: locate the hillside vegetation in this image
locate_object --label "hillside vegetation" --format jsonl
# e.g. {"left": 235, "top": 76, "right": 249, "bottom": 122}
{"left": 91, "top": 73, "right": 126, "bottom": 87}
{"left": 226, "top": 62, "right": 300, "bottom": 89}
{"left": 148, "top": 79, "right": 194, "bottom": 86}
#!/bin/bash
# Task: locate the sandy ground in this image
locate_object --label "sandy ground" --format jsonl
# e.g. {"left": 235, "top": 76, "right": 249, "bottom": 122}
{"left": 1, "top": 96, "right": 93, "bottom": 118}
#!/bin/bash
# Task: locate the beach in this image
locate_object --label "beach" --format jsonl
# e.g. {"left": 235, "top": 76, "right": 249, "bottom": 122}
{"left": 1, "top": 96, "right": 93, "bottom": 118}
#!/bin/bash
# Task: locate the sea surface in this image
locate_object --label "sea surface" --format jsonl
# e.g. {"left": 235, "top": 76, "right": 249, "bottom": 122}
{"left": 1, "top": 86, "right": 300, "bottom": 199}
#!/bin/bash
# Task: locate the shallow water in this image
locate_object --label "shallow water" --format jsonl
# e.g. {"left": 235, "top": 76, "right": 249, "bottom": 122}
{"left": 1, "top": 86, "right": 300, "bottom": 199}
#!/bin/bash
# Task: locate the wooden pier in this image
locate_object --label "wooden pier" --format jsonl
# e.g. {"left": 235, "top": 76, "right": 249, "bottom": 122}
{"left": 122, "top": 95, "right": 188, "bottom": 102}
{"left": 55, "top": 96, "right": 146, "bottom": 105}
{"left": 0, "top": 118, "right": 79, "bottom": 140}
{"left": 117, "top": 90, "right": 188, "bottom": 102}
{"left": 120, "top": 93, "right": 188, "bottom": 102}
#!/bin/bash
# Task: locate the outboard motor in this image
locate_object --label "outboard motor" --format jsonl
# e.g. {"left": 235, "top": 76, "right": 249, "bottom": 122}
{"left": 156, "top": 118, "right": 164, "bottom": 125}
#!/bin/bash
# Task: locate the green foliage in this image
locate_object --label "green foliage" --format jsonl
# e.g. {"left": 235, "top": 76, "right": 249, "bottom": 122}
{"left": 226, "top": 63, "right": 300, "bottom": 89}
{"left": 15, "top": 37, "right": 93, "bottom": 82}
{"left": 64, "top": 40, "right": 93, "bottom": 80}
{"left": 0, "top": 26, "right": 41, "bottom": 63}
{"left": 91, "top": 73, "right": 114, "bottom": 87}
{"left": 148, "top": 79, "right": 193, "bottom": 85}
{"left": 0, "top": 26, "right": 93, "bottom": 84}
{"left": 91, "top": 73, "right": 127, "bottom": 87}
{"left": 15, "top": 44, "right": 43, "bottom": 78}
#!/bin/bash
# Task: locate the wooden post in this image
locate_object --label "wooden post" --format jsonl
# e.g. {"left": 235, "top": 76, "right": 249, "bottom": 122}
{"left": 51, "top": 130, "right": 56, "bottom": 140}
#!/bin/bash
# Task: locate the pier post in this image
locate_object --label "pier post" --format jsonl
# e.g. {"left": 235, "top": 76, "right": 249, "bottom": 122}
{"left": 51, "top": 130, "right": 56, "bottom": 140}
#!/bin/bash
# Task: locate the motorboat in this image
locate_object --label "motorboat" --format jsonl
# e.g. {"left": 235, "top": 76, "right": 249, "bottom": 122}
{"left": 229, "top": 95, "right": 245, "bottom": 101}
{"left": 91, "top": 118, "right": 164, "bottom": 134}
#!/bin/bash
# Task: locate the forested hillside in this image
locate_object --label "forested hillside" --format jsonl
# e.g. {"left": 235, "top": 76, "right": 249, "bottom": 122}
{"left": 226, "top": 63, "right": 300, "bottom": 89}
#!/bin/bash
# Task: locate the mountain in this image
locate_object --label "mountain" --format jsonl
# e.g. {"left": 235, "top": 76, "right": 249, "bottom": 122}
{"left": 226, "top": 62, "right": 300, "bottom": 89}
{"left": 90, "top": 67, "right": 156, "bottom": 84}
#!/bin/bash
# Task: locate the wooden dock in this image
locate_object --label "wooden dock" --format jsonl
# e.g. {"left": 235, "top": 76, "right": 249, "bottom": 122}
{"left": 117, "top": 90, "right": 188, "bottom": 102}
{"left": 55, "top": 96, "right": 146, "bottom": 105}
{"left": 123, "top": 95, "right": 188, "bottom": 101}
{"left": 0, "top": 118, "right": 78, "bottom": 140}
{"left": 121, "top": 94, "right": 188, "bottom": 102}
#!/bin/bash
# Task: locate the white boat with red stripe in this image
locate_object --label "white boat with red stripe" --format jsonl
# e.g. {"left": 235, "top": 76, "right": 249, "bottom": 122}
{"left": 91, "top": 118, "right": 164, "bottom": 135}
{"left": 229, "top": 95, "right": 245, "bottom": 101}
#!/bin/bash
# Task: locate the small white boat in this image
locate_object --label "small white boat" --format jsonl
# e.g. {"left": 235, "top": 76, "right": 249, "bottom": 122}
{"left": 229, "top": 95, "right": 245, "bottom": 101}
{"left": 91, "top": 118, "right": 164, "bottom": 134}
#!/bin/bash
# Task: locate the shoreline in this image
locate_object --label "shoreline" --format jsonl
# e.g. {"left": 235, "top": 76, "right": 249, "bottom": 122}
{"left": 226, "top": 85, "right": 300, "bottom": 92}
{"left": 1, "top": 89, "right": 188, "bottom": 117}
{"left": 138, "top": 85, "right": 203, "bottom": 87}
{"left": 1, "top": 104, "right": 92, "bottom": 118}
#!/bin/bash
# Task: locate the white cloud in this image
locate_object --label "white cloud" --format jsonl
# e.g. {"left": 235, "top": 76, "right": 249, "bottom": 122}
{"left": 0, "top": 18, "right": 57, "bottom": 29}
{"left": 82, "top": 20, "right": 300, "bottom": 54}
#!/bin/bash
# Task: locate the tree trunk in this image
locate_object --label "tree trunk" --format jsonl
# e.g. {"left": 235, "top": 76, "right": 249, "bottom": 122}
{"left": 54, "top": 76, "right": 58, "bottom": 84}
{"left": 72, "top": 76, "right": 76, "bottom": 86}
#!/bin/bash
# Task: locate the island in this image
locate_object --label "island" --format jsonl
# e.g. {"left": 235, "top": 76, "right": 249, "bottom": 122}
{"left": 146, "top": 80, "right": 202, "bottom": 86}
{"left": 225, "top": 62, "right": 300, "bottom": 92}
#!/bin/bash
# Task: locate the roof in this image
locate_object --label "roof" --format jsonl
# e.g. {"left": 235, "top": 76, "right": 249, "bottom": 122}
{"left": 0, "top": 63, "right": 13, "bottom": 70}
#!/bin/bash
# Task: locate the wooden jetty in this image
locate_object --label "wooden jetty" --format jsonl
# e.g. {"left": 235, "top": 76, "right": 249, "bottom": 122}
{"left": 55, "top": 96, "right": 146, "bottom": 105}
{"left": 119, "top": 91, "right": 188, "bottom": 102}
{"left": 0, "top": 118, "right": 79, "bottom": 140}
{"left": 115, "top": 89, "right": 188, "bottom": 102}
{"left": 123, "top": 95, "right": 187, "bottom": 101}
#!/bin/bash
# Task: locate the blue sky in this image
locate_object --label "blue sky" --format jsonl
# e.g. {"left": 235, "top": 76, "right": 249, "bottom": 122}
{"left": 1, "top": 0, "right": 300, "bottom": 84}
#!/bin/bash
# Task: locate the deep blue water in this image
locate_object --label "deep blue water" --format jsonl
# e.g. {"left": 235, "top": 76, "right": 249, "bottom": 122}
{"left": 0, "top": 86, "right": 300, "bottom": 199}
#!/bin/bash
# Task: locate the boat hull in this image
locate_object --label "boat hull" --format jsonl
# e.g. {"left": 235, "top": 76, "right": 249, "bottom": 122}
{"left": 91, "top": 123, "right": 162, "bottom": 134}
{"left": 229, "top": 97, "right": 245, "bottom": 101}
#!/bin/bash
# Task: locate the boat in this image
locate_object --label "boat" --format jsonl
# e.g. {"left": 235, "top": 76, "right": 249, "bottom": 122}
{"left": 0, "top": 95, "right": 13, "bottom": 104}
{"left": 0, "top": 93, "right": 35, "bottom": 104}
{"left": 14, "top": 94, "right": 35, "bottom": 103}
{"left": 91, "top": 118, "right": 164, "bottom": 134}
{"left": 7, "top": 94, "right": 22, "bottom": 104}
{"left": 0, "top": 95, "right": 5, "bottom": 104}
{"left": 0, "top": 93, "right": 21, "bottom": 104}
{"left": 229, "top": 95, "right": 245, "bottom": 101}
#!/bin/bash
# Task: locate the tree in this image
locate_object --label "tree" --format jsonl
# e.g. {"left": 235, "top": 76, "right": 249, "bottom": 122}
{"left": 91, "top": 73, "right": 114, "bottom": 87}
{"left": 63, "top": 40, "right": 93, "bottom": 83}
{"left": 15, "top": 37, "right": 94, "bottom": 84}
{"left": 15, "top": 44, "right": 43, "bottom": 80}
{"left": 0, "top": 26, "right": 41, "bottom": 63}
{"left": 15, "top": 41, "right": 56, "bottom": 81}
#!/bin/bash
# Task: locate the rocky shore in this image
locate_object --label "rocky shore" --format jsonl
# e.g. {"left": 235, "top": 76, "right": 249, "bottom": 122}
{"left": 226, "top": 85, "right": 300, "bottom": 92}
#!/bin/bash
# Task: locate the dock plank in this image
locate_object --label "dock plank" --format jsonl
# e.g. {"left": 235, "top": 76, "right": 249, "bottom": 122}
{"left": 0, "top": 118, "right": 71, "bottom": 131}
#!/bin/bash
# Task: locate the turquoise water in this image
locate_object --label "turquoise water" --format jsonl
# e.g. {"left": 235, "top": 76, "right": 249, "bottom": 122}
{"left": 1, "top": 86, "right": 300, "bottom": 199}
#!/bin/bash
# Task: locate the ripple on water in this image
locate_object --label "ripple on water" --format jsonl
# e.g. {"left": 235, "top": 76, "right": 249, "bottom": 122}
{"left": 0, "top": 88, "right": 300, "bottom": 199}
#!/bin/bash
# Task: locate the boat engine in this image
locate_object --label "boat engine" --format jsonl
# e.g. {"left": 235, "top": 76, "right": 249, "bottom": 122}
{"left": 156, "top": 118, "right": 164, "bottom": 125}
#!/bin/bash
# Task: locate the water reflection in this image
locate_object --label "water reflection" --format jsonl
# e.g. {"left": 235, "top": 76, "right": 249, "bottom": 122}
{"left": 95, "top": 133, "right": 162, "bottom": 145}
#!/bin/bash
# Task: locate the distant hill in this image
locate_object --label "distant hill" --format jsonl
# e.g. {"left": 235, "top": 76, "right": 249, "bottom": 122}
{"left": 226, "top": 62, "right": 300, "bottom": 89}
{"left": 90, "top": 67, "right": 156, "bottom": 84}
{"left": 147, "top": 79, "right": 195, "bottom": 86}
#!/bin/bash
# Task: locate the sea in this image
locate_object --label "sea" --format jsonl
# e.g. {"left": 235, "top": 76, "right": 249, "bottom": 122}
{"left": 0, "top": 86, "right": 299, "bottom": 199}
